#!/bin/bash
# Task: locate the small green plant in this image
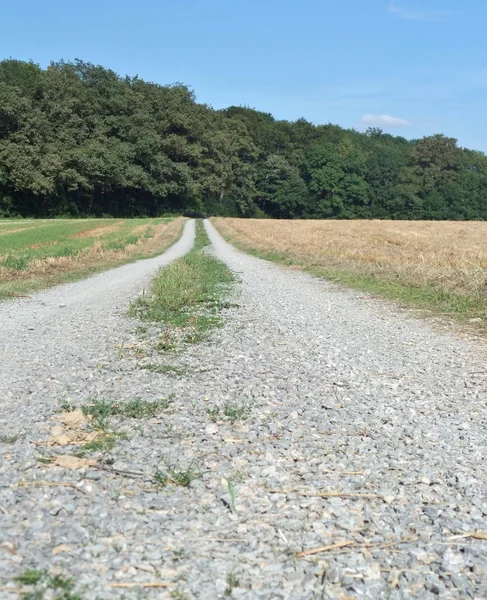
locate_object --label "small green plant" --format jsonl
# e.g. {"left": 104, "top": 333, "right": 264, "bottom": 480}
{"left": 16, "top": 570, "right": 44, "bottom": 586}
{"left": 206, "top": 400, "right": 251, "bottom": 424}
{"left": 59, "top": 400, "right": 76, "bottom": 412}
{"left": 142, "top": 364, "right": 187, "bottom": 376}
{"left": 0, "top": 434, "right": 20, "bottom": 443}
{"left": 122, "top": 396, "right": 172, "bottom": 418}
{"left": 222, "top": 400, "right": 251, "bottom": 423}
{"left": 81, "top": 398, "right": 113, "bottom": 431}
{"left": 154, "top": 458, "right": 202, "bottom": 488}
{"left": 116, "top": 343, "right": 126, "bottom": 360}
{"left": 156, "top": 337, "right": 178, "bottom": 352}
{"left": 206, "top": 407, "right": 221, "bottom": 422}
{"left": 184, "top": 330, "right": 207, "bottom": 344}
{"left": 153, "top": 470, "right": 169, "bottom": 486}
{"left": 74, "top": 433, "right": 120, "bottom": 456}
{"left": 170, "top": 589, "right": 190, "bottom": 600}
{"left": 82, "top": 396, "right": 171, "bottom": 427}
{"left": 171, "top": 548, "right": 186, "bottom": 560}
{"left": 226, "top": 478, "right": 236, "bottom": 513}
{"left": 260, "top": 411, "right": 277, "bottom": 426}
{"left": 15, "top": 569, "right": 81, "bottom": 600}
{"left": 225, "top": 568, "right": 240, "bottom": 596}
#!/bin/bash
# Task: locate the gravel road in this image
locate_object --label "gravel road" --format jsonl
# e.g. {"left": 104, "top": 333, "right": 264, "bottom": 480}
{"left": 0, "top": 220, "right": 195, "bottom": 410}
{"left": 1, "top": 218, "right": 487, "bottom": 599}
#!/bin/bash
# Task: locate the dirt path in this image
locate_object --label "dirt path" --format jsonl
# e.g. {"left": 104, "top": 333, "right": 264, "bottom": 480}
{"left": 1, "top": 219, "right": 486, "bottom": 599}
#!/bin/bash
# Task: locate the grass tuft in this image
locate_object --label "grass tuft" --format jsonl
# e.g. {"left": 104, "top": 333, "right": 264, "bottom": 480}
{"left": 77, "top": 396, "right": 171, "bottom": 456}
{"left": 0, "top": 434, "right": 20, "bottom": 443}
{"left": 142, "top": 364, "right": 187, "bottom": 376}
{"left": 154, "top": 459, "right": 202, "bottom": 488}
{"left": 15, "top": 569, "right": 81, "bottom": 600}
{"left": 130, "top": 220, "right": 235, "bottom": 347}
{"left": 225, "top": 569, "right": 241, "bottom": 596}
{"left": 206, "top": 400, "right": 251, "bottom": 424}
{"left": 81, "top": 396, "right": 171, "bottom": 427}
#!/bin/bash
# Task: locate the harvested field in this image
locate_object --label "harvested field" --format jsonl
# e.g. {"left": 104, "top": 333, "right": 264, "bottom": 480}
{"left": 212, "top": 218, "right": 487, "bottom": 325}
{"left": 0, "top": 217, "right": 185, "bottom": 299}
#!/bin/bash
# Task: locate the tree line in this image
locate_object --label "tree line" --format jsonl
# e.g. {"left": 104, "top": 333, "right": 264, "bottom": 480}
{"left": 1, "top": 58, "right": 487, "bottom": 220}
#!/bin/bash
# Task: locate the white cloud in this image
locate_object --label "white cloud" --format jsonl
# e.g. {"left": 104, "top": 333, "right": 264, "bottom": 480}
{"left": 387, "top": 2, "right": 449, "bottom": 22}
{"left": 361, "top": 114, "right": 410, "bottom": 127}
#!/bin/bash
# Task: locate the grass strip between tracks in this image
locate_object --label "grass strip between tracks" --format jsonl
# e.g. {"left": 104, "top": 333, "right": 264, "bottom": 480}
{"left": 129, "top": 220, "right": 235, "bottom": 346}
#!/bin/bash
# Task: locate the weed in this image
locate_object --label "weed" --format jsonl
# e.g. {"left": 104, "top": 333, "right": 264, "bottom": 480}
{"left": 16, "top": 570, "right": 44, "bottom": 586}
{"left": 59, "top": 400, "right": 76, "bottom": 412}
{"left": 222, "top": 400, "right": 251, "bottom": 423}
{"left": 154, "top": 458, "right": 202, "bottom": 488}
{"left": 184, "top": 330, "right": 207, "bottom": 344}
{"left": 0, "top": 434, "right": 20, "bottom": 443}
{"left": 81, "top": 398, "right": 113, "bottom": 431}
{"left": 156, "top": 335, "right": 178, "bottom": 352}
{"left": 170, "top": 589, "right": 190, "bottom": 600}
{"left": 77, "top": 396, "right": 171, "bottom": 456}
{"left": 232, "top": 470, "right": 246, "bottom": 482}
{"left": 82, "top": 396, "right": 171, "bottom": 426}
{"left": 206, "top": 400, "right": 251, "bottom": 424}
{"left": 74, "top": 433, "right": 120, "bottom": 456}
{"left": 225, "top": 568, "right": 240, "bottom": 595}
{"left": 261, "top": 411, "right": 277, "bottom": 426}
{"left": 15, "top": 569, "right": 81, "bottom": 600}
{"left": 112, "top": 485, "right": 123, "bottom": 502}
{"left": 226, "top": 478, "right": 236, "bottom": 513}
{"left": 124, "top": 396, "right": 172, "bottom": 418}
{"left": 142, "top": 364, "right": 186, "bottom": 376}
{"left": 206, "top": 407, "right": 221, "bottom": 422}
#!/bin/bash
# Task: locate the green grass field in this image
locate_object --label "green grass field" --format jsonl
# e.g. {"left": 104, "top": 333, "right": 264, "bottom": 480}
{"left": 0, "top": 217, "right": 184, "bottom": 299}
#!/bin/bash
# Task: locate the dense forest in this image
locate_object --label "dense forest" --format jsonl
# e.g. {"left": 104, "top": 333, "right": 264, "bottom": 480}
{"left": 1, "top": 58, "right": 487, "bottom": 220}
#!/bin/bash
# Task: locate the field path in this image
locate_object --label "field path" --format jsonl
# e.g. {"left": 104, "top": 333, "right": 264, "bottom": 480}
{"left": 0, "top": 219, "right": 195, "bottom": 417}
{"left": 1, "top": 218, "right": 487, "bottom": 599}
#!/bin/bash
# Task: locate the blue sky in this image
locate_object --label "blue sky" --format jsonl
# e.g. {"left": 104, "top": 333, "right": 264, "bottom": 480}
{"left": 1, "top": 0, "right": 486, "bottom": 151}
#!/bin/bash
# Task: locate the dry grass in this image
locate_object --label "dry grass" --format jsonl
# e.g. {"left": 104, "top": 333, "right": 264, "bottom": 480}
{"left": 0, "top": 226, "right": 31, "bottom": 236}
{"left": 0, "top": 217, "right": 185, "bottom": 298}
{"left": 213, "top": 218, "right": 487, "bottom": 323}
{"left": 70, "top": 223, "right": 123, "bottom": 239}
